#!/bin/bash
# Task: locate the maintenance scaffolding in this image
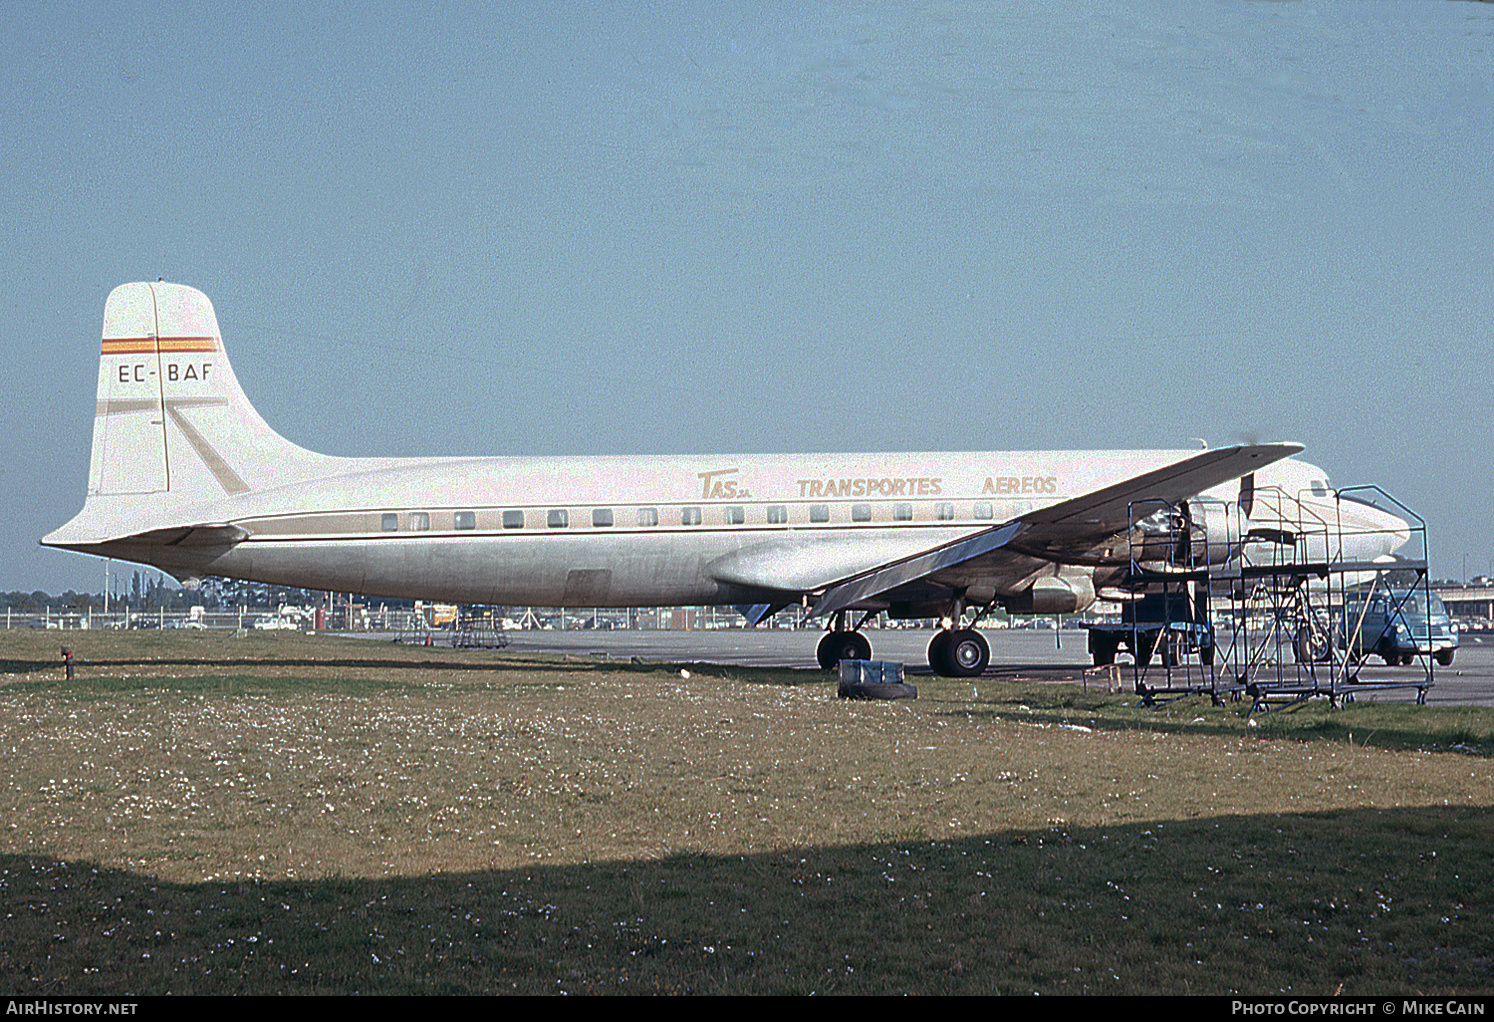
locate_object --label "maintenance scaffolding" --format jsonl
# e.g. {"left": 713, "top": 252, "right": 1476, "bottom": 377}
{"left": 1122, "top": 484, "right": 1434, "bottom": 711}
{"left": 394, "top": 604, "right": 511, "bottom": 649}
{"left": 450, "top": 606, "right": 511, "bottom": 650}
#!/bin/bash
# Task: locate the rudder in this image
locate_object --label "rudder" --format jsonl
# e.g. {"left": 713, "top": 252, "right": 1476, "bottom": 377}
{"left": 88, "top": 281, "right": 323, "bottom": 503}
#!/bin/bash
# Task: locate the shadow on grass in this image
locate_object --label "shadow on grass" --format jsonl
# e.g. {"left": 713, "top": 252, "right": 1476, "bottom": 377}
{"left": 0, "top": 659, "right": 62, "bottom": 675}
{"left": 0, "top": 651, "right": 824, "bottom": 690}
{"left": 0, "top": 674, "right": 428, "bottom": 697}
{"left": 3, "top": 806, "right": 1491, "bottom": 996}
{"left": 1, "top": 655, "right": 559, "bottom": 676}
{"left": 946, "top": 683, "right": 1494, "bottom": 758}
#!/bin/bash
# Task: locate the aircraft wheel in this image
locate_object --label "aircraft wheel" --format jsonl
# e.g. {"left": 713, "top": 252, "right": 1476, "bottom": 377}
{"left": 1135, "top": 633, "right": 1157, "bottom": 668}
{"left": 927, "top": 632, "right": 953, "bottom": 675}
{"left": 1294, "top": 625, "right": 1328, "bottom": 664}
{"left": 941, "top": 629, "right": 990, "bottom": 678}
{"left": 926, "top": 629, "right": 991, "bottom": 676}
{"left": 817, "top": 631, "right": 871, "bottom": 671}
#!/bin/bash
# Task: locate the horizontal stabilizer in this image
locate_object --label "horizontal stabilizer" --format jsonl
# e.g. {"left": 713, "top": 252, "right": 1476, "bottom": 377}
{"left": 43, "top": 521, "right": 250, "bottom": 557}
{"left": 127, "top": 524, "right": 251, "bottom": 547}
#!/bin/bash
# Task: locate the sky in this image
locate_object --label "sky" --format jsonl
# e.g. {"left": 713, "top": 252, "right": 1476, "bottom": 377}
{"left": 3, "top": 0, "right": 1491, "bottom": 593}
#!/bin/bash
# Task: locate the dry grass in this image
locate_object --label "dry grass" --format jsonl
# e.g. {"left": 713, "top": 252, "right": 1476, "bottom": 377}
{"left": 1, "top": 629, "right": 1492, "bottom": 994}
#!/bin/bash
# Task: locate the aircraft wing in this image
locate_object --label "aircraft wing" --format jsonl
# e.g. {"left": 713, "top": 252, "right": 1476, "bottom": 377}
{"left": 808, "top": 443, "right": 1302, "bottom": 619}
{"left": 997, "top": 442, "right": 1301, "bottom": 556}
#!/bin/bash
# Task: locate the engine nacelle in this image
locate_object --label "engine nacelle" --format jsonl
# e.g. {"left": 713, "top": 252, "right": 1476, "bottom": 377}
{"left": 1005, "top": 573, "right": 1096, "bottom": 615}
{"left": 1132, "top": 500, "right": 1249, "bottom": 570}
{"left": 1187, "top": 500, "right": 1246, "bottom": 566}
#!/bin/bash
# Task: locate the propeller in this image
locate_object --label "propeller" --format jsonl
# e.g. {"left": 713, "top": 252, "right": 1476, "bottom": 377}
{"left": 1174, "top": 501, "right": 1193, "bottom": 565}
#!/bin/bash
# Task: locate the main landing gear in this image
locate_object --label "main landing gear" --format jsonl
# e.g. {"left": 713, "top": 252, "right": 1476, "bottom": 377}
{"left": 817, "top": 610, "right": 874, "bottom": 670}
{"left": 815, "top": 606, "right": 994, "bottom": 679}
{"left": 927, "top": 628, "right": 990, "bottom": 678}
{"left": 816, "top": 629, "right": 871, "bottom": 670}
{"left": 926, "top": 595, "right": 993, "bottom": 677}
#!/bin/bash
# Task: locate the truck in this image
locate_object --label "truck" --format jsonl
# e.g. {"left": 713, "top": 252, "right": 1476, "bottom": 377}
{"left": 1087, "top": 590, "right": 1215, "bottom": 668}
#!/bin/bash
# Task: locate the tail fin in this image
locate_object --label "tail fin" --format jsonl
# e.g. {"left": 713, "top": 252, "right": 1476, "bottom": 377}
{"left": 47, "top": 282, "right": 332, "bottom": 547}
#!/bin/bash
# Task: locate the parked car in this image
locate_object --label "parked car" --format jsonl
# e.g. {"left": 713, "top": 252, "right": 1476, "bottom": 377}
{"left": 1337, "top": 588, "right": 1458, "bottom": 666}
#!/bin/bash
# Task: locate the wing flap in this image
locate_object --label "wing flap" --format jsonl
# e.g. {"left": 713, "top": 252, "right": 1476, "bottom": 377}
{"left": 809, "top": 521, "right": 1022, "bottom": 619}
{"left": 707, "top": 529, "right": 983, "bottom": 592}
{"left": 734, "top": 602, "right": 790, "bottom": 627}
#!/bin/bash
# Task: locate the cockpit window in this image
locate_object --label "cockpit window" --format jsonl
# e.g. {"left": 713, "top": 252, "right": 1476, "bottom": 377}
{"left": 1310, "top": 479, "right": 1329, "bottom": 496}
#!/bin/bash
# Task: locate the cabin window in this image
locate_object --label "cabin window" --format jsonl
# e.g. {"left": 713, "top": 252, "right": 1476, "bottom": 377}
{"left": 381, "top": 513, "right": 399, "bottom": 532}
{"left": 410, "top": 512, "right": 430, "bottom": 531}
{"left": 809, "top": 504, "right": 830, "bottom": 523}
{"left": 767, "top": 505, "right": 787, "bottom": 525}
{"left": 593, "top": 509, "right": 614, "bottom": 528}
{"left": 502, "top": 510, "right": 524, "bottom": 529}
{"left": 851, "top": 504, "right": 872, "bottom": 522}
{"left": 935, "top": 502, "right": 955, "bottom": 521}
{"left": 454, "top": 511, "right": 476, "bottom": 530}
{"left": 547, "top": 509, "right": 569, "bottom": 528}
{"left": 637, "top": 507, "right": 659, "bottom": 527}
{"left": 681, "top": 506, "right": 702, "bottom": 526}
{"left": 893, "top": 503, "right": 912, "bottom": 521}
{"left": 724, "top": 506, "right": 744, "bottom": 525}
{"left": 973, "top": 501, "right": 993, "bottom": 520}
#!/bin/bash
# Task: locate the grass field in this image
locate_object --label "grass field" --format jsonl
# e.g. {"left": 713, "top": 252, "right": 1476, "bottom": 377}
{"left": 1, "top": 629, "right": 1491, "bottom": 994}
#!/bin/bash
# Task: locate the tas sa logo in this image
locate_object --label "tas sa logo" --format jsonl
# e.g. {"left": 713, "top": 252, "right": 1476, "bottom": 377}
{"left": 697, "top": 468, "right": 750, "bottom": 500}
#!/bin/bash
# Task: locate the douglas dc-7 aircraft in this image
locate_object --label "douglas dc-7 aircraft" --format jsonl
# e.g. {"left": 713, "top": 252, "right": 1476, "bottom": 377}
{"left": 44, "top": 282, "right": 1411, "bottom": 675}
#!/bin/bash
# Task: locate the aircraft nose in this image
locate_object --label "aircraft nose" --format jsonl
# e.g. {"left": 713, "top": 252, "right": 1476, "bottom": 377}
{"left": 1382, "top": 508, "right": 1413, "bottom": 556}
{"left": 1352, "top": 501, "right": 1412, "bottom": 559}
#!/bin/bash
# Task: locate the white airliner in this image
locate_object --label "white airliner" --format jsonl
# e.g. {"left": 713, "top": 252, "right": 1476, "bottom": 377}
{"left": 44, "top": 282, "right": 1411, "bottom": 675}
